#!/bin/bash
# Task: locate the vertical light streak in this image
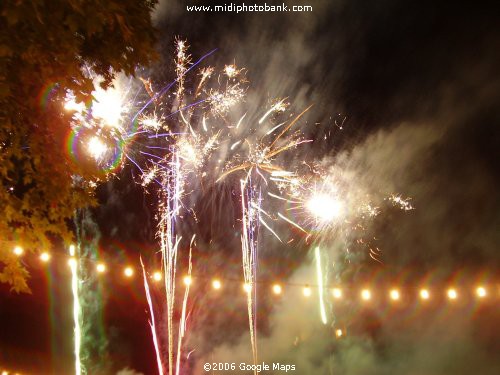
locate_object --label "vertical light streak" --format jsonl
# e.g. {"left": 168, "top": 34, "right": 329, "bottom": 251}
{"left": 176, "top": 238, "right": 194, "bottom": 375}
{"left": 159, "top": 148, "right": 183, "bottom": 375}
{"left": 68, "top": 245, "right": 82, "bottom": 375}
{"left": 315, "top": 246, "right": 328, "bottom": 325}
{"left": 141, "top": 258, "right": 163, "bottom": 375}
{"left": 240, "top": 175, "right": 259, "bottom": 372}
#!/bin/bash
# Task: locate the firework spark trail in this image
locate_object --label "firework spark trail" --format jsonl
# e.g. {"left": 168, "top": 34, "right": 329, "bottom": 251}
{"left": 240, "top": 175, "right": 260, "bottom": 373}
{"left": 158, "top": 148, "right": 183, "bottom": 375}
{"left": 141, "top": 258, "right": 164, "bottom": 375}
{"left": 315, "top": 246, "right": 328, "bottom": 325}
{"left": 176, "top": 237, "right": 194, "bottom": 375}
{"left": 68, "top": 244, "right": 82, "bottom": 375}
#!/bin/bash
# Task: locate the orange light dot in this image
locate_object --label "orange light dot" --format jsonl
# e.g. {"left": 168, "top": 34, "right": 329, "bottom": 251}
{"left": 361, "top": 289, "right": 371, "bottom": 300}
{"left": 96, "top": 263, "right": 106, "bottom": 273}
{"left": 272, "top": 284, "right": 282, "bottom": 295}
{"left": 303, "top": 286, "right": 312, "bottom": 297}
{"left": 332, "top": 288, "right": 342, "bottom": 299}
{"left": 390, "top": 289, "right": 400, "bottom": 301}
{"left": 447, "top": 288, "right": 457, "bottom": 300}
{"left": 183, "top": 276, "right": 192, "bottom": 286}
{"left": 40, "top": 252, "right": 51, "bottom": 262}
{"left": 212, "top": 279, "right": 221, "bottom": 290}
{"left": 335, "top": 329, "right": 343, "bottom": 338}
{"left": 124, "top": 267, "right": 134, "bottom": 277}
{"left": 153, "top": 271, "right": 162, "bottom": 281}
{"left": 13, "top": 246, "right": 24, "bottom": 256}
{"left": 420, "top": 289, "right": 430, "bottom": 300}
{"left": 476, "top": 286, "right": 487, "bottom": 298}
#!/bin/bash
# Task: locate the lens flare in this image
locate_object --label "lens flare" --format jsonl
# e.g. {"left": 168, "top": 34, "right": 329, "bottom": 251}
{"left": 272, "top": 284, "right": 282, "bottom": 295}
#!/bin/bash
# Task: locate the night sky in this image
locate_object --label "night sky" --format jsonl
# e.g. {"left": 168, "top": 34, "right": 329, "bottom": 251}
{"left": 1, "top": 0, "right": 499, "bottom": 374}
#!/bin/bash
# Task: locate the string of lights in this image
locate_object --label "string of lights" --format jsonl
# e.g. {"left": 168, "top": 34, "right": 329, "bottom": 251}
{"left": 9, "top": 245, "right": 497, "bottom": 302}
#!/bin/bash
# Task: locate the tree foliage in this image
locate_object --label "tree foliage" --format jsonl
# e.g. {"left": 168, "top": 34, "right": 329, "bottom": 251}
{"left": 0, "top": 0, "right": 158, "bottom": 292}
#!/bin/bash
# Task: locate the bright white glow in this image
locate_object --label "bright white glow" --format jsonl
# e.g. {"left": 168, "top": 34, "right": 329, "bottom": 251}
{"left": 124, "top": 267, "right": 134, "bottom": 277}
{"left": 335, "top": 329, "right": 343, "bottom": 338}
{"left": 243, "top": 283, "right": 252, "bottom": 293}
{"left": 68, "top": 258, "right": 77, "bottom": 267}
{"left": 13, "top": 246, "right": 24, "bottom": 256}
{"left": 420, "top": 289, "right": 430, "bottom": 300}
{"left": 40, "top": 252, "right": 51, "bottom": 262}
{"left": 96, "top": 263, "right": 106, "bottom": 273}
{"left": 64, "top": 97, "right": 85, "bottom": 113}
{"left": 390, "top": 289, "right": 400, "bottom": 301}
{"left": 272, "top": 284, "right": 282, "bottom": 295}
{"left": 332, "top": 288, "right": 342, "bottom": 299}
{"left": 361, "top": 289, "right": 371, "bottom": 300}
{"left": 87, "top": 136, "right": 107, "bottom": 160}
{"left": 212, "top": 279, "right": 222, "bottom": 290}
{"left": 183, "top": 276, "right": 192, "bottom": 286}
{"left": 476, "top": 286, "right": 487, "bottom": 298}
{"left": 91, "top": 85, "right": 127, "bottom": 128}
{"left": 153, "top": 271, "right": 162, "bottom": 281}
{"left": 307, "top": 193, "right": 343, "bottom": 222}
{"left": 303, "top": 286, "right": 312, "bottom": 297}
{"left": 447, "top": 288, "right": 457, "bottom": 300}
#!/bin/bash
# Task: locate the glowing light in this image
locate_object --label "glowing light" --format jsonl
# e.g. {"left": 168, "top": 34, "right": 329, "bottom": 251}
{"left": 332, "top": 288, "right": 342, "bottom": 299}
{"left": 91, "top": 85, "right": 127, "bottom": 127}
{"left": 68, "top": 258, "right": 77, "bottom": 267}
{"left": 390, "top": 289, "right": 400, "bottom": 301}
{"left": 87, "top": 136, "right": 107, "bottom": 160}
{"left": 212, "top": 279, "right": 222, "bottom": 290}
{"left": 307, "top": 193, "right": 343, "bottom": 222}
{"left": 64, "top": 98, "right": 85, "bottom": 113}
{"left": 243, "top": 283, "right": 252, "bottom": 293}
{"left": 40, "top": 252, "right": 51, "bottom": 262}
{"left": 361, "top": 289, "right": 371, "bottom": 301}
{"left": 272, "top": 284, "right": 282, "bottom": 295}
{"left": 124, "top": 267, "right": 134, "bottom": 277}
{"left": 182, "top": 275, "right": 192, "bottom": 286}
{"left": 447, "top": 288, "right": 457, "bottom": 300}
{"left": 476, "top": 286, "right": 487, "bottom": 298}
{"left": 303, "top": 285, "right": 312, "bottom": 297}
{"left": 2, "top": 371, "right": 9, "bottom": 375}
{"left": 96, "top": 263, "right": 106, "bottom": 273}
{"left": 335, "top": 329, "right": 343, "bottom": 338}
{"left": 420, "top": 289, "right": 430, "bottom": 300}
{"left": 153, "top": 271, "right": 162, "bottom": 281}
{"left": 13, "top": 246, "right": 23, "bottom": 256}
